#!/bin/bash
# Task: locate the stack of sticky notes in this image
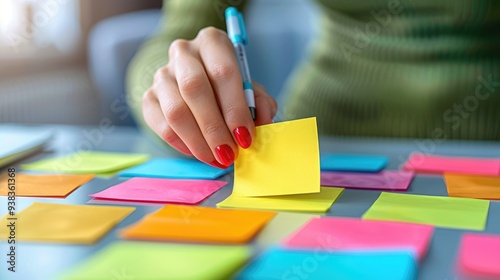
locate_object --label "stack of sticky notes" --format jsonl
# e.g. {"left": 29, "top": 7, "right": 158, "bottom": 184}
{"left": 218, "top": 187, "right": 344, "bottom": 213}
{"left": 231, "top": 117, "right": 321, "bottom": 197}
{"left": 0, "top": 202, "right": 134, "bottom": 244}
{"left": 362, "top": 192, "right": 490, "bottom": 230}
{"left": 0, "top": 173, "right": 94, "bottom": 197}
{"left": 118, "top": 158, "right": 232, "bottom": 179}
{"left": 60, "top": 242, "right": 250, "bottom": 280}
{"left": 217, "top": 117, "right": 344, "bottom": 213}
{"left": 89, "top": 178, "right": 227, "bottom": 205}
{"left": 120, "top": 205, "right": 275, "bottom": 243}
{"left": 22, "top": 151, "right": 149, "bottom": 174}
{"left": 456, "top": 233, "right": 500, "bottom": 279}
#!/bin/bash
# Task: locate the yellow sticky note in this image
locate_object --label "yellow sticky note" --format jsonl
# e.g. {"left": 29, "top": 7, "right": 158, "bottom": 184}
{"left": 233, "top": 117, "right": 320, "bottom": 197}
{"left": 0, "top": 173, "right": 94, "bottom": 197}
{"left": 217, "top": 187, "right": 344, "bottom": 213}
{"left": 0, "top": 202, "right": 134, "bottom": 244}
{"left": 21, "top": 151, "right": 149, "bottom": 174}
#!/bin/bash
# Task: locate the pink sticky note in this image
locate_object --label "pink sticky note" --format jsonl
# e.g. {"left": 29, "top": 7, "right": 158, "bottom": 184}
{"left": 320, "top": 171, "right": 414, "bottom": 191}
{"left": 457, "top": 233, "right": 500, "bottom": 278}
{"left": 402, "top": 153, "right": 500, "bottom": 176}
{"left": 283, "top": 217, "right": 434, "bottom": 260}
{"left": 89, "top": 178, "right": 227, "bottom": 204}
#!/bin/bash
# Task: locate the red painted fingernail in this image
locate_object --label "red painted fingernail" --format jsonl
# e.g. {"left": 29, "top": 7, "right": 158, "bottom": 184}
{"left": 215, "top": 145, "right": 235, "bottom": 166}
{"left": 209, "top": 160, "right": 229, "bottom": 169}
{"left": 233, "top": 126, "right": 252, "bottom": 149}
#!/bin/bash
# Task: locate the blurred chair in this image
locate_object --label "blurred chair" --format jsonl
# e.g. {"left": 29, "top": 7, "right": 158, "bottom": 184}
{"left": 87, "top": 0, "right": 318, "bottom": 126}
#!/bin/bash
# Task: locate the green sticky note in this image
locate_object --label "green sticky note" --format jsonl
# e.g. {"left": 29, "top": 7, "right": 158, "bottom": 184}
{"left": 60, "top": 242, "right": 250, "bottom": 280}
{"left": 22, "top": 151, "right": 149, "bottom": 174}
{"left": 362, "top": 192, "right": 490, "bottom": 231}
{"left": 217, "top": 187, "right": 344, "bottom": 213}
{"left": 253, "top": 212, "right": 317, "bottom": 251}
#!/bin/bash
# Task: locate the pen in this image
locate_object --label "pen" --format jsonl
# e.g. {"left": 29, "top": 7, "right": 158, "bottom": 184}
{"left": 225, "top": 7, "right": 256, "bottom": 120}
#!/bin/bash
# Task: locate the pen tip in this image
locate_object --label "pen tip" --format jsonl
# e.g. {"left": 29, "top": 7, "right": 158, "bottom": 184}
{"left": 250, "top": 107, "right": 256, "bottom": 121}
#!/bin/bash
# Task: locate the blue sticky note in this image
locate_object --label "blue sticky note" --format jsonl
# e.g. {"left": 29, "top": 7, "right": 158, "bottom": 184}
{"left": 118, "top": 158, "right": 233, "bottom": 180}
{"left": 320, "top": 154, "right": 388, "bottom": 172}
{"left": 236, "top": 248, "right": 417, "bottom": 280}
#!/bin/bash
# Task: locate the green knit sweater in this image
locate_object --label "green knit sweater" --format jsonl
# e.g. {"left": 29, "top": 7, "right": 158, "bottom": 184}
{"left": 127, "top": 0, "right": 500, "bottom": 140}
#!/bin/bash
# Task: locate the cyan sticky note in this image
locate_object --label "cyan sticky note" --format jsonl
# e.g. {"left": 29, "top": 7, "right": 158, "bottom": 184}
{"left": 118, "top": 158, "right": 233, "bottom": 180}
{"left": 320, "top": 154, "right": 388, "bottom": 172}
{"left": 236, "top": 248, "right": 417, "bottom": 280}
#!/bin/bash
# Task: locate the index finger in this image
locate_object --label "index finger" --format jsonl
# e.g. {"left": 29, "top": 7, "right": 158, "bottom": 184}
{"left": 195, "top": 28, "right": 255, "bottom": 149}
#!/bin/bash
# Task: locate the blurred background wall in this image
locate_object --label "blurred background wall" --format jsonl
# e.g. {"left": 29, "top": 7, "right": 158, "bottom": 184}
{"left": 0, "top": 0, "right": 162, "bottom": 125}
{"left": 0, "top": 0, "right": 317, "bottom": 127}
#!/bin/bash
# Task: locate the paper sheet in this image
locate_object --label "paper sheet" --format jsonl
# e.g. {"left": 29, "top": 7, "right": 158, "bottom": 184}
{"left": 444, "top": 173, "right": 500, "bottom": 200}
{"left": 362, "top": 192, "right": 490, "bottom": 230}
{"left": 320, "top": 154, "right": 388, "bottom": 172}
{"left": 283, "top": 217, "right": 434, "bottom": 260}
{"left": 120, "top": 205, "right": 276, "bottom": 243}
{"left": 232, "top": 117, "right": 320, "bottom": 196}
{"left": 457, "top": 233, "right": 500, "bottom": 278}
{"left": 0, "top": 202, "right": 134, "bottom": 244}
{"left": 119, "top": 158, "right": 232, "bottom": 180}
{"left": 0, "top": 173, "right": 94, "bottom": 197}
{"left": 89, "top": 178, "right": 226, "bottom": 204}
{"left": 321, "top": 171, "right": 414, "bottom": 191}
{"left": 236, "top": 248, "right": 417, "bottom": 280}
{"left": 21, "top": 151, "right": 149, "bottom": 174}
{"left": 0, "top": 125, "right": 53, "bottom": 168}
{"left": 402, "top": 153, "right": 500, "bottom": 176}
{"left": 60, "top": 242, "right": 250, "bottom": 280}
{"left": 217, "top": 187, "right": 344, "bottom": 213}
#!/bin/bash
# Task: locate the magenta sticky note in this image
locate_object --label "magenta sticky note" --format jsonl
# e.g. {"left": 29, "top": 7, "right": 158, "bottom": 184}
{"left": 89, "top": 178, "right": 227, "bottom": 204}
{"left": 320, "top": 171, "right": 414, "bottom": 191}
{"left": 457, "top": 233, "right": 500, "bottom": 278}
{"left": 283, "top": 217, "right": 434, "bottom": 260}
{"left": 402, "top": 153, "right": 500, "bottom": 176}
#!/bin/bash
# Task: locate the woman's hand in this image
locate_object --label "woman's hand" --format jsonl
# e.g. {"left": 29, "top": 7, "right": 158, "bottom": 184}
{"left": 142, "top": 27, "right": 277, "bottom": 168}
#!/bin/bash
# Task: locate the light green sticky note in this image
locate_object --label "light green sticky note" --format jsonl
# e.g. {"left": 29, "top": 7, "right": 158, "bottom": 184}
{"left": 362, "top": 192, "right": 490, "bottom": 230}
{"left": 22, "top": 151, "right": 149, "bottom": 174}
{"left": 253, "top": 212, "right": 317, "bottom": 251}
{"left": 217, "top": 187, "right": 344, "bottom": 213}
{"left": 60, "top": 242, "right": 250, "bottom": 280}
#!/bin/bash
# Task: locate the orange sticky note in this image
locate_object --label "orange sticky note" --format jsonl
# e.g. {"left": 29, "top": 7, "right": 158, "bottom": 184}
{"left": 444, "top": 173, "right": 500, "bottom": 200}
{"left": 120, "top": 205, "right": 276, "bottom": 244}
{"left": 0, "top": 173, "right": 94, "bottom": 197}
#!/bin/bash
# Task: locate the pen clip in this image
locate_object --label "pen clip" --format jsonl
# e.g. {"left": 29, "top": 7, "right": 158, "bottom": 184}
{"left": 225, "top": 7, "right": 248, "bottom": 45}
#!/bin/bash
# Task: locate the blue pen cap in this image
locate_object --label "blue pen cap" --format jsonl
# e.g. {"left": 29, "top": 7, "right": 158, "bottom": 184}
{"left": 225, "top": 7, "right": 248, "bottom": 45}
